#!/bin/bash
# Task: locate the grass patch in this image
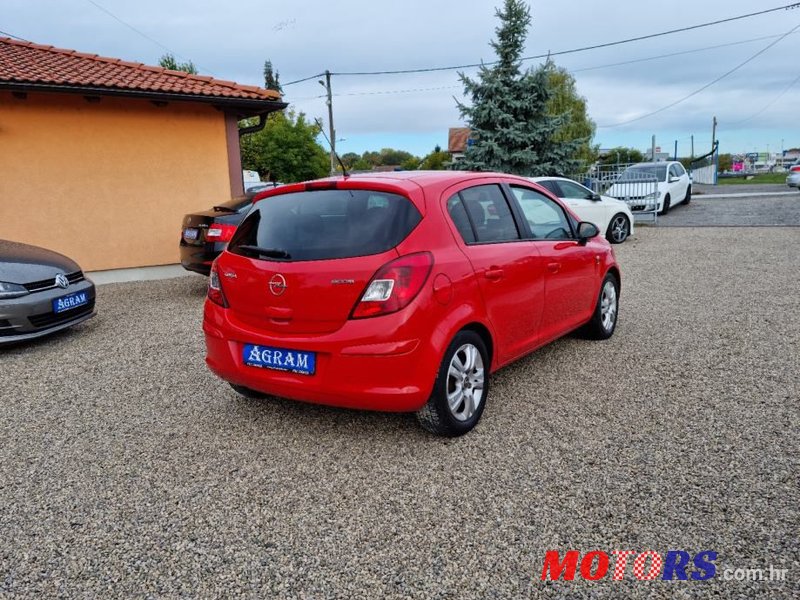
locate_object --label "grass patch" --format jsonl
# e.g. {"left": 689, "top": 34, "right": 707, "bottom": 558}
{"left": 717, "top": 173, "right": 788, "bottom": 185}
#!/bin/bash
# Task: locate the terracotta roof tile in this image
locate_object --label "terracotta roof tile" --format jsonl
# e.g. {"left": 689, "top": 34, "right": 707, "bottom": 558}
{"left": 0, "top": 37, "right": 281, "bottom": 101}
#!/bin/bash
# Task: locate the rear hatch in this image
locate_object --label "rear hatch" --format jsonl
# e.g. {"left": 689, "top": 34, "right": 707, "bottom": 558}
{"left": 220, "top": 186, "right": 422, "bottom": 334}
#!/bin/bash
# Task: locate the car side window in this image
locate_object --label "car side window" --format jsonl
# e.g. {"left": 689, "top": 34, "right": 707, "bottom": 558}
{"left": 673, "top": 163, "right": 686, "bottom": 176}
{"left": 556, "top": 180, "right": 593, "bottom": 200}
{"left": 510, "top": 186, "right": 573, "bottom": 240}
{"left": 453, "top": 184, "right": 520, "bottom": 243}
{"left": 446, "top": 195, "right": 476, "bottom": 244}
{"left": 538, "top": 180, "right": 562, "bottom": 197}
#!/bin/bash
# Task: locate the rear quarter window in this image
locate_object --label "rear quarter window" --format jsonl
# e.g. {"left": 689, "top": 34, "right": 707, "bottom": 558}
{"left": 228, "top": 189, "right": 421, "bottom": 261}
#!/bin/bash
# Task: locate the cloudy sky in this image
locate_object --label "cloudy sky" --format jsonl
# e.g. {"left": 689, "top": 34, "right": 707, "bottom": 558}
{"left": 4, "top": 1, "right": 800, "bottom": 158}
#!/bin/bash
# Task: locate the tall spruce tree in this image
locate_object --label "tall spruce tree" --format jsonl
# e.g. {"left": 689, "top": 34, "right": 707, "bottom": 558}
{"left": 457, "top": 0, "right": 581, "bottom": 176}
{"left": 263, "top": 60, "right": 282, "bottom": 93}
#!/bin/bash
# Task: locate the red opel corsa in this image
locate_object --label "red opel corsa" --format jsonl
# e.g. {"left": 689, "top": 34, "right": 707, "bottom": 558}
{"left": 203, "top": 172, "right": 621, "bottom": 436}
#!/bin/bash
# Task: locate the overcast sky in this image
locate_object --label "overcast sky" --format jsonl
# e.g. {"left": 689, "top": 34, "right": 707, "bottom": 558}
{"left": 4, "top": 1, "right": 800, "bottom": 157}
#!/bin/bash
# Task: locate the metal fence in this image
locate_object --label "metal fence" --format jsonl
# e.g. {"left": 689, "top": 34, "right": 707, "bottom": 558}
{"left": 569, "top": 164, "right": 660, "bottom": 223}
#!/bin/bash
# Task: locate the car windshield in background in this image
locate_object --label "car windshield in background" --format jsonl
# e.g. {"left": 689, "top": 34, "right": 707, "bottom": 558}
{"left": 620, "top": 165, "right": 667, "bottom": 182}
{"left": 228, "top": 189, "right": 421, "bottom": 262}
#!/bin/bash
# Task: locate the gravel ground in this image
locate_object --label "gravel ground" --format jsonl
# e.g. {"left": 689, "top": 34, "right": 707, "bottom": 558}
{"left": 657, "top": 195, "right": 800, "bottom": 227}
{"left": 1, "top": 228, "right": 798, "bottom": 598}
{"left": 693, "top": 183, "right": 795, "bottom": 196}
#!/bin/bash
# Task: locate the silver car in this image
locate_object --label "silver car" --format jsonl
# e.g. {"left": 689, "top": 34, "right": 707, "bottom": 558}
{"left": 0, "top": 240, "right": 96, "bottom": 345}
{"left": 786, "top": 169, "right": 800, "bottom": 189}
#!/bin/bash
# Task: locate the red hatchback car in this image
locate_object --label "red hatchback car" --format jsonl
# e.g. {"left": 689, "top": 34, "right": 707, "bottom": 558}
{"left": 203, "top": 171, "right": 621, "bottom": 436}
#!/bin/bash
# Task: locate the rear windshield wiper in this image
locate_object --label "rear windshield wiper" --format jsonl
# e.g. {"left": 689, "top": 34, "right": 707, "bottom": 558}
{"left": 212, "top": 205, "right": 238, "bottom": 213}
{"left": 237, "top": 245, "right": 292, "bottom": 259}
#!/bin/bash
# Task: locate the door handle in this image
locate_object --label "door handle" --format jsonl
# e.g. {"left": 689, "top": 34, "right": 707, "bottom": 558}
{"left": 484, "top": 268, "right": 504, "bottom": 281}
{"left": 547, "top": 262, "right": 561, "bottom": 274}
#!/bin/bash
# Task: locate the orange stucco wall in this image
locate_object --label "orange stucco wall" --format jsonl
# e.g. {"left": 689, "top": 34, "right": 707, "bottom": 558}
{"left": 0, "top": 91, "right": 232, "bottom": 271}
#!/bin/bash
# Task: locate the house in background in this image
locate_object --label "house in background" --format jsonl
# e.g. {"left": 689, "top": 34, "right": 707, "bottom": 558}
{"left": 448, "top": 127, "right": 471, "bottom": 162}
{"left": 0, "top": 37, "right": 286, "bottom": 271}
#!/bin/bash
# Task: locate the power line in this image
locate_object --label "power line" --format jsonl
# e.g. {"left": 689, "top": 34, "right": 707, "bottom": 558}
{"left": 285, "top": 32, "right": 795, "bottom": 104}
{"left": 597, "top": 21, "right": 800, "bottom": 128}
{"left": 728, "top": 71, "right": 800, "bottom": 125}
{"left": 83, "top": 0, "right": 211, "bottom": 74}
{"left": 0, "top": 29, "right": 29, "bottom": 42}
{"left": 283, "top": 2, "right": 800, "bottom": 83}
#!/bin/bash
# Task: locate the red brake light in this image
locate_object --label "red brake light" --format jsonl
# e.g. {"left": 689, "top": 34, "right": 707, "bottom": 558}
{"left": 791, "top": 165, "right": 800, "bottom": 172}
{"left": 207, "top": 263, "right": 229, "bottom": 307}
{"left": 205, "top": 223, "right": 237, "bottom": 242}
{"left": 350, "top": 252, "right": 433, "bottom": 319}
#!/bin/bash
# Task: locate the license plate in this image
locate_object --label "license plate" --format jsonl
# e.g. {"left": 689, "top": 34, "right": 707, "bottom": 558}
{"left": 53, "top": 291, "right": 89, "bottom": 313}
{"left": 243, "top": 344, "right": 316, "bottom": 376}
{"left": 183, "top": 228, "right": 199, "bottom": 240}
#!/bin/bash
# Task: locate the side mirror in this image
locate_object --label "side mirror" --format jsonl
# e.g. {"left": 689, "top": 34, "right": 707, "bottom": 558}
{"left": 577, "top": 221, "right": 599, "bottom": 244}
{"left": 590, "top": 193, "right": 601, "bottom": 201}
{"left": 669, "top": 176, "right": 680, "bottom": 183}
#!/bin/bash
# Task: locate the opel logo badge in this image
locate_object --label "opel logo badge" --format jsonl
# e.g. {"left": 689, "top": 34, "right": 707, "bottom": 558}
{"left": 269, "top": 274, "right": 287, "bottom": 296}
{"left": 55, "top": 273, "right": 69, "bottom": 289}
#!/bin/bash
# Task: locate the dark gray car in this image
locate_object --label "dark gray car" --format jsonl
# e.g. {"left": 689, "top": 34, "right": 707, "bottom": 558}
{"left": 0, "top": 240, "right": 96, "bottom": 345}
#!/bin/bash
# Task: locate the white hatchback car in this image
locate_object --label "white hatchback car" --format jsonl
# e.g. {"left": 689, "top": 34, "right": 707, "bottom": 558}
{"left": 607, "top": 161, "right": 692, "bottom": 214}
{"left": 530, "top": 177, "right": 635, "bottom": 244}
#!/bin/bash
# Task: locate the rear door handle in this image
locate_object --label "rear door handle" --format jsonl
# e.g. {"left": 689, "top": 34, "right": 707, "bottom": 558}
{"left": 484, "top": 268, "right": 504, "bottom": 281}
{"left": 547, "top": 262, "right": 561, "bottom": 274}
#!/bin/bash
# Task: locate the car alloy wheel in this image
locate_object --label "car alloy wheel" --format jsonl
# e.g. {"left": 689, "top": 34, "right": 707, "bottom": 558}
{"left": 446, "top": 343, "right": 485, "bottom": 421}
{"left": 600, "top": 280, "right": 618, "bottom": 333}
{"left": 608, "top": 214, "right": 630, "bottom": 243}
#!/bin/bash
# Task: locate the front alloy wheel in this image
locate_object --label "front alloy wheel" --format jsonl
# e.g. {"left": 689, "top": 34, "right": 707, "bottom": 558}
{"left": 606, "top": 214, "right": 630, "bottom": 244}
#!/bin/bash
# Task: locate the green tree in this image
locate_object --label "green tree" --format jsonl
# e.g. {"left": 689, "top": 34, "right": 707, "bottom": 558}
{"left": 263, "top": 60, "right": 282, "bottom": 93}
{"left": 546, "top": 63, "right": 597, "bottom": 170}
{"left": 420, "top": 147, "right": 451, "bottom": 170}
{"left": 240, "top": 110, "right": 329, "bottom": 183}
{"left": 456, "top": 0, "right": 580, "bottom": 176}
{"left": 379, "top": 148, "right": 415, "bottom": 166}
{"left": 401, "top": 155, "right": 421, "bottom": 170}
{"left": 158, "top": 53, "right": 197, "bottom": 74}
{"left": 717, "top": 153, "right": 733, "bottom": 172}
{"left": 340, "top": 152, "right": 361, "bottom": 169}
{"left": 600, "top": 147, "right": 643, "bottom": 166}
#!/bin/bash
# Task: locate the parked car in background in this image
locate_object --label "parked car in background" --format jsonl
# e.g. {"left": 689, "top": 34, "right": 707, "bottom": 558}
{"left": 786, "top": 163, "right": 800, "bottom": 188}
{"left": 607, "top": 161, "right": 691, "bottom": 214}
{"left": 203, "top": 172, "right": 621, "bottom": 436}
{"left": 0, "top": 240, "right": 95, "bottom": 345}
{"left": 181, "top": 191, "right": 260, "bottom": 275}
{"left": 529, "top": 176, "right": 634, "bottom": 243}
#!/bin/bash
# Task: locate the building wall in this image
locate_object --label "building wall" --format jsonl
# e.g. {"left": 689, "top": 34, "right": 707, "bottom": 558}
{"left": 0, "top": 91, "right": 232, "bottom": 271}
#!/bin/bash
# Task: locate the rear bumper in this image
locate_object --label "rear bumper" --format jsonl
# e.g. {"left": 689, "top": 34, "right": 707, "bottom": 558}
{"left": 179, "top": 244, "right": 223, "bottom": 275}
{"left": 203, "top": 301, "right": 441, "bottom": 412}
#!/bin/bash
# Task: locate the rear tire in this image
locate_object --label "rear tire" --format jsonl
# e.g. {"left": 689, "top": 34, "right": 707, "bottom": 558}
{"left": 581, "top": 273, "right": 619, "bottom": 340}
{"left": 683, "top": 187, "right": 692, "bottom": 205}
{"left": 416, "top": 331, "right": 489, "bottom": 437}
{"left": 606, "top": 213, "right": 630, "bottom": 244}
{"left": 230, "top": 383, "right": 269, "bottom": 399}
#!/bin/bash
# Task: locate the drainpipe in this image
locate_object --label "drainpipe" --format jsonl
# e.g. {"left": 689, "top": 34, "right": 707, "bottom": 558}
{"left": 238, "top": 112, "right": 268, "bottom": 137}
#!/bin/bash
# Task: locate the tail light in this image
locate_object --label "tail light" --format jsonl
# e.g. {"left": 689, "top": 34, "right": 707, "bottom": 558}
{"left": 791, "top": 165, "right": 800, "bottom": 172}
{"left": 206, "top": 223, "right": 237, "bottom": 242}
{"left": 207, "top": 263, "right": 229, "bottom": 307}
{"left": 350, "top": 252, "right": 433, "bottom": 319}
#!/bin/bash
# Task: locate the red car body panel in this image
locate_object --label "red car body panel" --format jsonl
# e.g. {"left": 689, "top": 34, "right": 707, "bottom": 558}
{"left": 203, "top": 171, "right": 619, "bottom": 412}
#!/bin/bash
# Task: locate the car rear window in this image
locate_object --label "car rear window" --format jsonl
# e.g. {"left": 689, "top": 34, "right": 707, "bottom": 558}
{"left": 228, "top": 189, "right": 421, "bottom": 261}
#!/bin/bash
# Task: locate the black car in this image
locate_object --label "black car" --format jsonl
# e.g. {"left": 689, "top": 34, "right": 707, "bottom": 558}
{"left": 180, "top": 193, "right": 256, "bottom": 275}
{"left": 0, "top": 240, "right": 96, "bottom": 345}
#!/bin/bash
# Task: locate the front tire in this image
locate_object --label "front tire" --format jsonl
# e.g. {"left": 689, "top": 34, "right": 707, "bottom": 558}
{"left": 581, "top": 273, "right": 619, "bottom": 340}
{"left": 606, "top": 213, "right": 630, "bottom": 244}
{"left": 659, "top": 194, "right": 671, "bottom": 215}
{"left": 416, "top": 331, "right": 489, "bottom": 437}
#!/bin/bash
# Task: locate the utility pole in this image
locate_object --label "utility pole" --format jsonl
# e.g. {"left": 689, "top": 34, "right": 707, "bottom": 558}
{"left": 321, "top": 70, "right": 336, "bottom": 176}
{"left": 651, "top": 135, "right": 656, "bottom": 162}
{"left": 711, "top": 116, "right": 717, "bottom": 153}
{"left": 691, "top": 135, "right": 694, "bottom": 161}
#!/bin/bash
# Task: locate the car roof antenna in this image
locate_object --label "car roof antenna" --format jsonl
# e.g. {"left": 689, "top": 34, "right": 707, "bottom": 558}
{"left": 315, "top": 118, "right": 349, "bottom": 178}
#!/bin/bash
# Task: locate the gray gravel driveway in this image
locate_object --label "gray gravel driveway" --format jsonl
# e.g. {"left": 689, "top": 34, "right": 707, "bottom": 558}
{"left": 1, "top": 227, "right": 798, "bottom": 598}
{"left": 658, "top": 194, "right": 800, "bottom": 227}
